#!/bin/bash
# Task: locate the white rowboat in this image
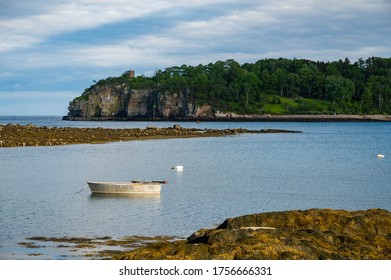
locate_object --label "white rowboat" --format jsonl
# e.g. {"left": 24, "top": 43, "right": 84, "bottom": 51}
{"left": 87, "top": 181, "right": 167, "bottom": 194}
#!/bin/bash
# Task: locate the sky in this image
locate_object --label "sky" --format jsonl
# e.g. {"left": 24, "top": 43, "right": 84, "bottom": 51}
{"left": 0, "top": 0, "right": 390, "bottom": 115}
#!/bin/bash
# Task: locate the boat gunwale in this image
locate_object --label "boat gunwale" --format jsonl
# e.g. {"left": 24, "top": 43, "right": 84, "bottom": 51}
{"left": 87, "top": 181, "right": 166, "bottom": 185}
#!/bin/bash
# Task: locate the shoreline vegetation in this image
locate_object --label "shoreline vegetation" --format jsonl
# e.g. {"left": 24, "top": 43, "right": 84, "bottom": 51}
{"left": 0, "top": 123, "right": 300, "bottom": 148}
{"left": 19, "top": 209, "right": 391, "bottom": 260}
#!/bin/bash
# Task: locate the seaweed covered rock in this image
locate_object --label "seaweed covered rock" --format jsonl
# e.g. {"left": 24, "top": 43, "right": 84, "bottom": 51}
{"left": 119, "top": 209, "right": 391, "bottom": 260}
{"left": 216, "top": 209, "right": 391, "bottom": 236}
{"left": 0, "top": 124, "right": 300, "bottom": 147}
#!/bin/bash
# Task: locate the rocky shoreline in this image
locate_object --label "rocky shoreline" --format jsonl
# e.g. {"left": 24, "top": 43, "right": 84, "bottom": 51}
{"left": 0, "top": 123, "right": 300, "bottom": 148}
{"left": 63, "top": 114, "right": 391, "bottom": 122}
{"left": 116, "top": 208, "right": 391, "bottom": 260}
{"left": 19, "top": 209, "right": 391, "bottom": 260}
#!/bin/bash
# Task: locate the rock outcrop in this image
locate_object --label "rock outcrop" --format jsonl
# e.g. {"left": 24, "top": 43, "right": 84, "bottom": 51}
{"left": 118, "top": 209, "right": 391, "bottom": 260}
{"left": 64, "top": 85, "right": 207, "bottom": 120}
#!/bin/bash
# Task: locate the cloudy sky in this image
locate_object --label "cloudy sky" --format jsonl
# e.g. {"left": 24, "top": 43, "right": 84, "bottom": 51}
{"left": 1, "top": 0, "right": 390, "bottom": 115}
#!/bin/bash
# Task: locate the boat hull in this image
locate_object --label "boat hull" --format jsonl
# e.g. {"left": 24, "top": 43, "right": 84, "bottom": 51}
{"left": 87, "top": 181, "right": 163, "bottom": 194}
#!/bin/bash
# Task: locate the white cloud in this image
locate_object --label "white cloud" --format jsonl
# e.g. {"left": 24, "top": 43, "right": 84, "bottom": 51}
{"left": 2, "top": 0, "right": 389, "bottom": 72}
{"left": 174, "top": 9, "right": 276, "bottom": 41}
{"left": 0, "top": 1, "right": 150, "bottom": 51}
{"left": 0, "top": 0, "right": 244, "bottom": 52}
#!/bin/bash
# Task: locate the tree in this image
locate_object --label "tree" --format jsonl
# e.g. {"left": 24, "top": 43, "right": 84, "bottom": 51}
{"left": 273, "top": 68, "right": 289, "bottom": 96}
{"left": 228, "top": 69, "right": 261, "bottom": 110}
{"left": 325, "top": 75, "right": 355, "bottom": 112}
{"left": 286, "top": 73, "right": 300, "bottom": 98}
{"left": 298, "top": 64, "right": 320, "bottom": 98}
{"left": 365, "top": 75, "right": 391, "bottom": 111}
{"left": 191, "top": 71, "right": 209, "bottom": 103}
{"left": 259, "top": 69, "right": 272, "bottom": 93}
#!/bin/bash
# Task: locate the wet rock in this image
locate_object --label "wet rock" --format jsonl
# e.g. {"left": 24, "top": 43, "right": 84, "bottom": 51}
{"left": 118, "top": 209, "right": 391, "bottom": 260}
{"left": 0, "top": 124, "right": 300, "bottom": 148}
{"left": 0, "top": 124, "right": 299, "bottom": 147}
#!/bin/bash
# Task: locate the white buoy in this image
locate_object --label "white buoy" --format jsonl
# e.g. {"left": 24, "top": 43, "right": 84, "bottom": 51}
{"left": 377, "top": 154, "right": 385, "bottom": 158}
{"left": 171, "top": 165, "right": 184, "bottom": 171}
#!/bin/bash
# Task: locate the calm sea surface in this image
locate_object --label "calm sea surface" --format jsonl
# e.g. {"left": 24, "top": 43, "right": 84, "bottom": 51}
{"left": 1, "top": 116, "right": 390, "bottom": 259}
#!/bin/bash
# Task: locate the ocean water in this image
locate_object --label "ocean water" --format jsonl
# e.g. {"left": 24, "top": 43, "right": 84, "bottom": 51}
{"left": 0, "top": 116, "right": 390, "bottom": 259}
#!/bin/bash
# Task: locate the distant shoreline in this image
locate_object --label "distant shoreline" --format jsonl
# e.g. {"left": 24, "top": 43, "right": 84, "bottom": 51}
{"left": 62, "top": 114, "right": 391, "bottom": 122}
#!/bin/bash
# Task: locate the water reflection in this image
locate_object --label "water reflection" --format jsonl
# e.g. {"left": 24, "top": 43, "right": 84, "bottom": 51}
{"left": 89, "top": 193, "right": 161, "bottom": 200}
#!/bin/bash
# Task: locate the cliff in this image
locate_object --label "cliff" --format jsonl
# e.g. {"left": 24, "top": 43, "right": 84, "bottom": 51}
{"left": 64, "top": 84, "right": 214, "bottom": 120}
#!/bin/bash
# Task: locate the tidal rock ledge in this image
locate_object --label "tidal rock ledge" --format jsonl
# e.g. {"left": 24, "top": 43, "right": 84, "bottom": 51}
{"left": 0, "top": 123, "right": 300, "bottom": 148}
{"left": 117, "top": 209, "right": 391, "bottom": 260}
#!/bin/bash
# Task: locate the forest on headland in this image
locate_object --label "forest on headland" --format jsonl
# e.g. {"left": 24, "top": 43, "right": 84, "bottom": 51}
{"left": 85, "top": 57, "right": 391, "bottom": 115}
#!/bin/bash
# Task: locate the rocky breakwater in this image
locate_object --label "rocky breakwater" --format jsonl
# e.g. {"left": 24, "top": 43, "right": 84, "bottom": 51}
{"left": 0, "top": 123, "right": 300, "bottom": 148}
{"left": 116, "top": 209, "right": 391, "bottom": 260}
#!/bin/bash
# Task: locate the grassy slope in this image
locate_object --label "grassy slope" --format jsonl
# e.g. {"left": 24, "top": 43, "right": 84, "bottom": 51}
{"left": 258, "top": 96, "right": 333, "bottom": 115}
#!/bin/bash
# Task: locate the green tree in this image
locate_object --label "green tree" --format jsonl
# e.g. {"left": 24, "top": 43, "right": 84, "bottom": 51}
{"left": 286, "top": 73, "right": 300, "bottom": 97}
{"left": 365, "top": 75, "right": 391, "bottom": 112}
{"left": 273, "top": 68, "right": 289, "bottom": 96}
{"left": 298, "top": 64, "right": 320, "bottom": 98}
{"left": 325, "top": 75, "right": 355, "bottom": 112}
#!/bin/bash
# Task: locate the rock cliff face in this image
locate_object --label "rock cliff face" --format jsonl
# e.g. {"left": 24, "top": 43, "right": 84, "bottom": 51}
{"left": 65, "top": 85, "right": 213, "bottom": 120}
